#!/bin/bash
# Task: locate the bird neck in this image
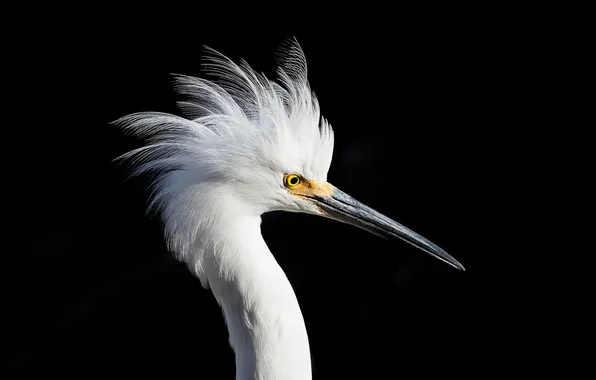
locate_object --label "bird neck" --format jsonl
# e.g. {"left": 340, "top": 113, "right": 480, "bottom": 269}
{"left": 206, "top": 215, "right": 312, "bottom": 380}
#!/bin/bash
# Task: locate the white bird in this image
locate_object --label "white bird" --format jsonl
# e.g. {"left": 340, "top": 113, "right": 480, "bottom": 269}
{"left": 112, "top": 38, "right": 464, "bottom": 380}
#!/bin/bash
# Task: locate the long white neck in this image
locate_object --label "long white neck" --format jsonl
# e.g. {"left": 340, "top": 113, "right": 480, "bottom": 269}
{"left": 203, "top": 215, "right": 311, "bottom": 380}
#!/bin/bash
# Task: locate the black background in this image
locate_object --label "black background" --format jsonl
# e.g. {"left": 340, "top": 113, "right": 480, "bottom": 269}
{"left": 4, "top": 3, "right": 593, "bottom": 378}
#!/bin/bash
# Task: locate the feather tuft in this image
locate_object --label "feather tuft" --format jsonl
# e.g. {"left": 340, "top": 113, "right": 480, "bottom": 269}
{"left": 112, "top": 39, "right": 334, "bottom": 287}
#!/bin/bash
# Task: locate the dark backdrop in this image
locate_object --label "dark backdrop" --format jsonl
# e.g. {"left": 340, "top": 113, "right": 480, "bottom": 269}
{"left": 4, "top": 3, "right": 593, "bottom": 378}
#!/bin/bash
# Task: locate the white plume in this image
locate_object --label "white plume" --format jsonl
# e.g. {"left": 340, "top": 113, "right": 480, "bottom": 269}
{"left": 111, "top": 38, "right": 334, "bottom": 287}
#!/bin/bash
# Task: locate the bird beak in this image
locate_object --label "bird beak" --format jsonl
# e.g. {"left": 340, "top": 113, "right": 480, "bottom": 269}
{"left": 312, "top": 185, "right": 465, "bottom": 271}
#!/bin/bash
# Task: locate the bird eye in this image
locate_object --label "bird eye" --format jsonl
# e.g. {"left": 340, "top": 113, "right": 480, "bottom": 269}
{"left": 284, "top": 174, "right": 301, "bottom": 188}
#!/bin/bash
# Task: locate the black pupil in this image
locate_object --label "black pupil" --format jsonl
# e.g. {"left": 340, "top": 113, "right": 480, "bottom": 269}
{"left": 289, "top": 177, "right": 298, "bottom": 185}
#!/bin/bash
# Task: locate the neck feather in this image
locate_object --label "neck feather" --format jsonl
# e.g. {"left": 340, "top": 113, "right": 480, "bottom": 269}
{"left": 203, "top": 214, "right": 311, "bottom": 380}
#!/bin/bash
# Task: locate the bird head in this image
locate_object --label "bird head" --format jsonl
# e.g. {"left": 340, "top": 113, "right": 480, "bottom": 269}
{"left": 113, "top": 39, "right": 464, "bottom": 271}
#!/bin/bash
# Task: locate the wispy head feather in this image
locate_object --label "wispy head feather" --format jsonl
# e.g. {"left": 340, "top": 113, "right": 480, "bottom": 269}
{"left": 112, "top": 39, "right": 334, "bottom": 279}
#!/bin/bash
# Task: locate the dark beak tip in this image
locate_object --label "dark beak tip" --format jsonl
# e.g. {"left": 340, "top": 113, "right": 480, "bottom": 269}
{"left": 451, "top": 260, "right": 466, "bottom": 271}
{"left": 446, "top": 259, "right": 465, "bottom": 271}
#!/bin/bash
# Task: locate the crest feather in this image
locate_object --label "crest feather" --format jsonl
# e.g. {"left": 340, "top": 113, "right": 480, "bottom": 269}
{"left": 112, "top": 39, "right": 334, "bottom": 285}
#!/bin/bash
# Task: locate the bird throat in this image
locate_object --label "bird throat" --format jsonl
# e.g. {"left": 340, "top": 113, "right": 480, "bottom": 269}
{"left": 205, "top": 216, "right": 312, "bottom": 380}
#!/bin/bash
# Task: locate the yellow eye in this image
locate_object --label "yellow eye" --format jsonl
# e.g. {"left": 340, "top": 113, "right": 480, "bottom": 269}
{"left": 284, "top": 174, "right": 301, "bottom": 188}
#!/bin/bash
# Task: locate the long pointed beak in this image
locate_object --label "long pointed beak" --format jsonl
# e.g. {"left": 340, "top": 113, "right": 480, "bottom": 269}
{"left": 313, "top": 185, "right": 465, "bottom": 271}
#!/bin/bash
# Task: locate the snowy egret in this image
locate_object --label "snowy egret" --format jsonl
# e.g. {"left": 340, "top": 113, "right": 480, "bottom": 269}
{"left": 113, "top": 38, "right": 464, "bottom": 380}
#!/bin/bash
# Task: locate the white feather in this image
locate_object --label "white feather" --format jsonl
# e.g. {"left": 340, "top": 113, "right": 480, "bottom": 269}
{"left": 113, "top": 38, "right": 334, "bottom": 284}
{"left": 112, "top": 38, "right": 332, "bottom": 379}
